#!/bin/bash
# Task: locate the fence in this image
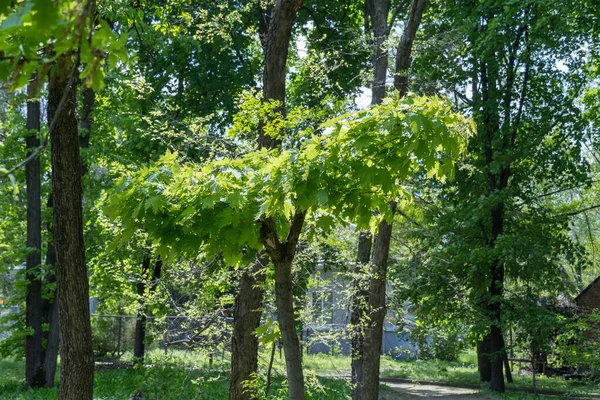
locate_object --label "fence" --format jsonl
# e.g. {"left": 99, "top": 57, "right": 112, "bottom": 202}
{"left": 90, "top": 314, "right": 233, "bottom": 357}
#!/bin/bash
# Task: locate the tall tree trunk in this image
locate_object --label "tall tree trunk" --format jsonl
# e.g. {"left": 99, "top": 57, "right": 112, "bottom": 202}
{"left": 260, "top": 212, "right": 306, "bottom": 400}
{"left": 488, "top": 206, "right": 505, "bottom": 391}
{"left": 351, "top": 1, "right": 390, "bottom": 393}
{"left": 260, "top": 3, "right": 304, "bottom": 398}
{"left": 352, "top": 210, "right": 395, "bottom": 400}
{"left": 229, "top": 261, "right": 265, "bottom": 400}
{"left": 41, "top": 196, "right": 59, "bottom": 388}
{"left": 229, "top": 2, "right": 303, "bottom": 399}
{"left": 352, "top": 2, "right": 425, "bottom": 399}
{"left": 25, "top": 79, "right": 45, "bottom": 389}
{"left": 477, "top": 333, "right": 492, "bottom": 382}
{"left": 49, "top": 53, "right": 94, "bottom": 400}
{"left": 366, "top": 0, "right": 391, "bottom": 105}
{"left": 133, "top": 255, "right": 151, "bottom": 362}
{"left": 273, "top": 257, "right": 304, "bottom": 400}
{"left": 133, "top": 256, "right": 162, "bottom": 363}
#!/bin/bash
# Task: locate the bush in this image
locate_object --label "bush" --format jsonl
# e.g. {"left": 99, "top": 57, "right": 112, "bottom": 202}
{"left": 410, "top": 324, "right": 467, "bottom": 362}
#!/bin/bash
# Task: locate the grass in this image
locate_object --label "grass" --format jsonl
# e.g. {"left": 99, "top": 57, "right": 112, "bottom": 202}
{"left": 2, "top": 349, "right": 599, "bottom": 399}
{"left": 0, "top": 350, "right": 352, "bottom": 400}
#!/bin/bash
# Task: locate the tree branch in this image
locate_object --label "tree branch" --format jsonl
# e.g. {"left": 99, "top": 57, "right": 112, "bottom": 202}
{"left": 560, "top": 204, "right": 600, "bottom": 218}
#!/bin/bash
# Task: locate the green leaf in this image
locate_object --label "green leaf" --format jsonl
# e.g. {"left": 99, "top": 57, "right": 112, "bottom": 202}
{"left": 316, "top": 190, "right": 328, "bottom": 205}
{"left": 145, "top": 196, "right": 167, "bottom": 213}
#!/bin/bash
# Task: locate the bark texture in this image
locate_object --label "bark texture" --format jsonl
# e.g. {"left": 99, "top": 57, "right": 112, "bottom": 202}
{"left": 229, "top": 261, "right": 265, "bottom": 400}
{"left": 366, "top": 0, "right": 391, "bottom": 105}
{"left": 229, "top": 2, "right": 301, "bottom": 396}
{"left": 351, "top": 2, "right": 425, "bottom": 399}
{"left": 260, "top": 212, "right": 306, "bottom": 400}
{"left": 49, "top": 54, "right": 94, "bottom": 400}
{"left": 477, "top": 333, "right": 492, "bottom": 382}
{"left": 25, "top": 80, "right": 45, "bottom": 388}
{"left": 257, "top": 0, "right": 303, "bottom": 149}
{"left": 394, "top": 0, "right": 425, "bottom": 96}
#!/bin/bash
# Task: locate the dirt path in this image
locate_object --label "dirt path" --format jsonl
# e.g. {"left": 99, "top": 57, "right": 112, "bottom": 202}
{"left": 380, "top": 381, "right": 495, "bottom": 399}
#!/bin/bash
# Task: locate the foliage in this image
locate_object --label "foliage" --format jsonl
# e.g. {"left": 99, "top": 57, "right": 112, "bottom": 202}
{"left": 106, "top": 94, "right": 471, "bottom": 265}
{"left": 554, "top": 311, "right": 600, "bottom": 375}
{"left": 409, "top": 322, "right": 467, "bottom": 362}
{"left": 396, "top": 0, "right": 600, "bottom": 349}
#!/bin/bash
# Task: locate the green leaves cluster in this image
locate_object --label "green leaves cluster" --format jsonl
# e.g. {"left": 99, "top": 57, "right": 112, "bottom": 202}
{"left": 0, "top": 0, "right": 125, "bottom": 90}
{"left": 107, "top": 94, "right": 471, "bottom": 265}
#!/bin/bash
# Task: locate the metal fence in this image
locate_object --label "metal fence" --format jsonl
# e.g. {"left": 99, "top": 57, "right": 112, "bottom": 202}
{"left": 90, "top": 314, "right": 232, "bottom": 357}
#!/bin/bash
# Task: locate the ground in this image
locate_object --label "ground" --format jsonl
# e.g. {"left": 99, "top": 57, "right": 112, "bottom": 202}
{"left": 381, "top": 382, "right": 491, "bottom": 399}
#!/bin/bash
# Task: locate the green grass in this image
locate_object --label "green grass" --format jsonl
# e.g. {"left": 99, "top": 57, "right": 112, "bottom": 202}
{"left": 3, "top": 349, "right": 600, "bottom": 399}
{"left": 0, "top": 351, "right": 352, "bottom": 400}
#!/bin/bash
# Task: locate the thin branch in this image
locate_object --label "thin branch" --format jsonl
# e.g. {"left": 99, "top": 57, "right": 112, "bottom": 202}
{"left": 1, "top": 0, "right": 93, "bottom": 180}
{"left": 560, "top": 204, "right": 600, "bottom": 218}
{"left": 386, "top": 1, "right": 409, "bottom": 36}
{"left": 0, "top": 62, "right": 78, "bottom": 180}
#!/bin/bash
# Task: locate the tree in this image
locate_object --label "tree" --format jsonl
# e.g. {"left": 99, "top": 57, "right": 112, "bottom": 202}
{"left": 351, "top": 1, "right": 425, "bottom": 398}
{"left": 108, "top": 93, "right": 470, "bottom": 399}
{"left": 24, "top": 76, "right": 44, "bottom": 388}
{"left": 401, "top": 0, "right": 600, "bottom": 392}
{"left": 0, "top": 0, "right": 123, "bottom": 397}
{"left": 49, "top": 50, "right": 95, "bottom": 400}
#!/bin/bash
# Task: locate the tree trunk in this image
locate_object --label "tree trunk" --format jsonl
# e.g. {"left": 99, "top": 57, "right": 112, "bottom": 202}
{"left": 49, "top": 53, "right": 94, "bottom": 400}
{"left": 133, "top": 256, "right": 162, "bottom": 363}
{"left": 352, "top": 2, "right": 424, "bottom": 398}
{"left": 43, "top": 294, "right": 59, "bottom": 387}
{"left": 229, "top": 261, "right": 265, "bottom": 400}
{"left": 366, "top": 0, "right": 391, "bottom": 105}
{"left": 488, "top": 203, "right": 505, "bottom": 392}
{"left": 477, "top": 334, "right": 492, "bottom": 382}
{"left": 260, "top": 212, "right": 306, "bottom": 400}
{"left": 273, "top": 256, "right": 305, "bottom": 400}
{"left": 25, "top": 79, "right": 45, "bottom": 389}
{"left": 133, "top": 255, "right": 151, "bottom": 362}
{"left": 394, "top": 0, "right": 425, "bottom": 96}
{"left": 351, "top": 2, "right": 390, "bottom": 395}
{"left": 229, "top": 1, "right": 302, "bottom": 394}
{"left": 352, "top": 211, "right": 394, "bottom": 400}
{"left": 41, "top": 196, "right": 59, "bottom": 388}
{"left": 258, "top": 0, "right": 303, "bottom": 149}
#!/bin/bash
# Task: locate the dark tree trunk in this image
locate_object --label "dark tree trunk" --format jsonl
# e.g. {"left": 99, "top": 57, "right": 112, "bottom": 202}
{"left": 25, "top": 79, "right": 45, "bottom": 389}
{"left": 41, "top": 197, "right": 59, "bottom": 388}
{"left": 488, "top": 196, "right": 505, "bottom": 393}
{"left": 366, "top": 0, "right": 391, "bottom": 105}
{"left": 229, "top": 261, "right": 265, "bottom": 400}
{"left": 273, "top": 256, "right": 305, "bottom": 400}
{"left": 477, "top": 334, "right": 492, "bottom": 382}
{"left": 48, "top": 54, "right": 94, "bottom": 400}
{"left": 257, "top": 0, "right": 303, "bottom": 149}
{"left": 351, "top": 1, "right": 390, "bottom": 394}
{"left": 133, "top": 255, "right": 151, "bottom": 362}
{"left": 133, "top": 256, "right": 162, "bottom": 363}
{"left": 503, "top": 337, "right": 513, "bottom": 383}
{"left": 394, "top": 0, "right": 425, "bottom": 96}
{"left": 40, "top": 83, "right": 94, "bottom": 389}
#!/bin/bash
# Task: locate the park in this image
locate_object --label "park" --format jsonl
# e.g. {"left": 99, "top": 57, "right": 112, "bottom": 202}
{"left": 1, "top": 0, "right": 600, "bottom": 399}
